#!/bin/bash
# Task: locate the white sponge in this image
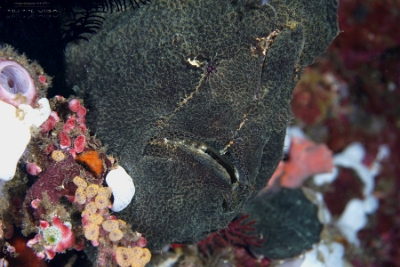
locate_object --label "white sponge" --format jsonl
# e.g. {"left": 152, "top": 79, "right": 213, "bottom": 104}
{"left": 106, "top": 166, "right": 135, "bottom": 212}
{"left": 0, "top": 98, "right": 50, "bottom": 181}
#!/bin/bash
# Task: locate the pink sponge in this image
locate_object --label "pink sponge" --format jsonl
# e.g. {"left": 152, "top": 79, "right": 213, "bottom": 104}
{"left": 0, "top": 60, "right": 37, "bottom": 107}
{"left": 279, "top": 137, "right": 334, "bottom": 188}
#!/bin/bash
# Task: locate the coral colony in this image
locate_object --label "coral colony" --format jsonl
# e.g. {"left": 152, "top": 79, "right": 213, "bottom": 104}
{"left": 0, "top": 45, "right": 150, "bottom": 267}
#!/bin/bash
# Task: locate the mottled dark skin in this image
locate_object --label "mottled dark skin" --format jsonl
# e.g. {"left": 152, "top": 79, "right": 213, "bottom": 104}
{"left": 66, "top": 0, "right": 338, "bottom": 250}
{"left": 245, "top": 188, "right": 323, "bottom": 259}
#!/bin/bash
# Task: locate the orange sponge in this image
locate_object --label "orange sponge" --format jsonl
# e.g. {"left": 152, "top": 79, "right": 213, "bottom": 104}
{"left": 75, "top": 150, "right": 103, "bottom": 176}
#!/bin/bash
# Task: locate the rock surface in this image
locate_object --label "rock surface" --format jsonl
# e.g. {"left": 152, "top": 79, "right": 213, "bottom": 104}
{"left": 66, "top": 0, "right": 338, "bottom": 250}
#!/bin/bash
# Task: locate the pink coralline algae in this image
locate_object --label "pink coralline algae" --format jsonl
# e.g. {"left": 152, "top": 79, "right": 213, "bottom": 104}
{"left": 27, "top": 216, "right": 77, "bottom": 260}
{"left": 27, "top": 154, "right": 88, "bottom": 205}
{"left": 269, "top": 136, "right": 334, "bottom": 189}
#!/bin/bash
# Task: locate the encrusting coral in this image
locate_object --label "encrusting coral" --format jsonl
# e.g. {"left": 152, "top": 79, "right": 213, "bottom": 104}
{"left": 0, "top": 61, "right": 151, "bottom": 266}
{"left": 21, "top": 95, "right": 151, "bottom": 266}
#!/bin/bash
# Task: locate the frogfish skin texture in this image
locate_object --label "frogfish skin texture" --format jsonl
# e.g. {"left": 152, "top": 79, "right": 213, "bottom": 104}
{"left": 66, "top": 0, "right": 338, "bottom": 250}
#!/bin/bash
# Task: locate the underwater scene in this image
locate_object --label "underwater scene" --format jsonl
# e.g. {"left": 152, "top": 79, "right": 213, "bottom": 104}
{"left": 0, "top": 0, "right": 399, "bottom": 266}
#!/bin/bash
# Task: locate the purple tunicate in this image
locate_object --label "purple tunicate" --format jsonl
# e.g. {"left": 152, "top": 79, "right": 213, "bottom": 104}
{"left": 0, "top": 60, "right": 36, "bottom": 107}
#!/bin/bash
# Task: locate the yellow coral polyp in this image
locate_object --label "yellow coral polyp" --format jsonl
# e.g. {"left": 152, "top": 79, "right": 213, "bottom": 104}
{"left": 84, "top": 223, "right": 99, "bottom": 241}
{"left": 75, "top": 187, "right": 87, "bottom": 205}
{"left": 130, "top": 247, "right": 151, "bottom": 267}
{"left": 51, "top": 150, "right": 65, "bottom": 162}
{"left": 95, "top": 195, "right": 109, "bottom": 210}
{"left": 86, "top": 184, "right": 99, "bottom": 198}
{"left": 97, "top": 187, "right": 112, "bottom": 198}
{"left": 114, "top": 247, "right": 133, "bottom": 267}
{"left": 88, "top": 214, "right": 104, "bottom": 225}
{"left": 109, "top": 229, "right": 124, "bottom": 242}
{"left": 83, "top": 201, "right": 97, "bottom": 216}
{"left": 102, "top": 219, "right": 119, "bottom": 232}
{"left": 73, "top": 176, "right": 88, "bottom": 189}
{"left": 114, "top": 246, "right": 151, "bottom": 267}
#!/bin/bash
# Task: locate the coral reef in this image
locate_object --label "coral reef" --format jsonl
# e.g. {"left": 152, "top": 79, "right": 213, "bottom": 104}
{"left": 8, "top": 0, "right": 400, "bottom": 265}
{"left": 0, "top": 56, "right": 151, "bottom": 266}
{"left": 19, "top": 96, "right": 150, "bottom": 266}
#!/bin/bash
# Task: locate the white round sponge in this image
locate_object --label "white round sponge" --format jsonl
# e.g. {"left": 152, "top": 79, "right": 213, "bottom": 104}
{"left": 105, "top": 166, "right": 135, "bottom": 212}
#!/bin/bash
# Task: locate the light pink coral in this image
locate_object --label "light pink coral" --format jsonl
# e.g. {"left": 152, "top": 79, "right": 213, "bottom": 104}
{"left": 280, "top": 137, "right": 334, "bottom": 188}
{"left": 27, "top": 216, "right": 76, "bottom": 260}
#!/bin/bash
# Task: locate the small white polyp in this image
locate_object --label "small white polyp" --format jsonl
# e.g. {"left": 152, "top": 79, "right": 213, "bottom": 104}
{"left": 106, "top": 166, "right": 135, "bottom": 212}
{"left": 0, "top": 98, "right": 50, "bottom": 181}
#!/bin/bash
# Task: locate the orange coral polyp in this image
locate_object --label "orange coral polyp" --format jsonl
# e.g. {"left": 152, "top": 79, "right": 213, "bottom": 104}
{"left": 75, "top": 150, "right": 103, "bottom": 176}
